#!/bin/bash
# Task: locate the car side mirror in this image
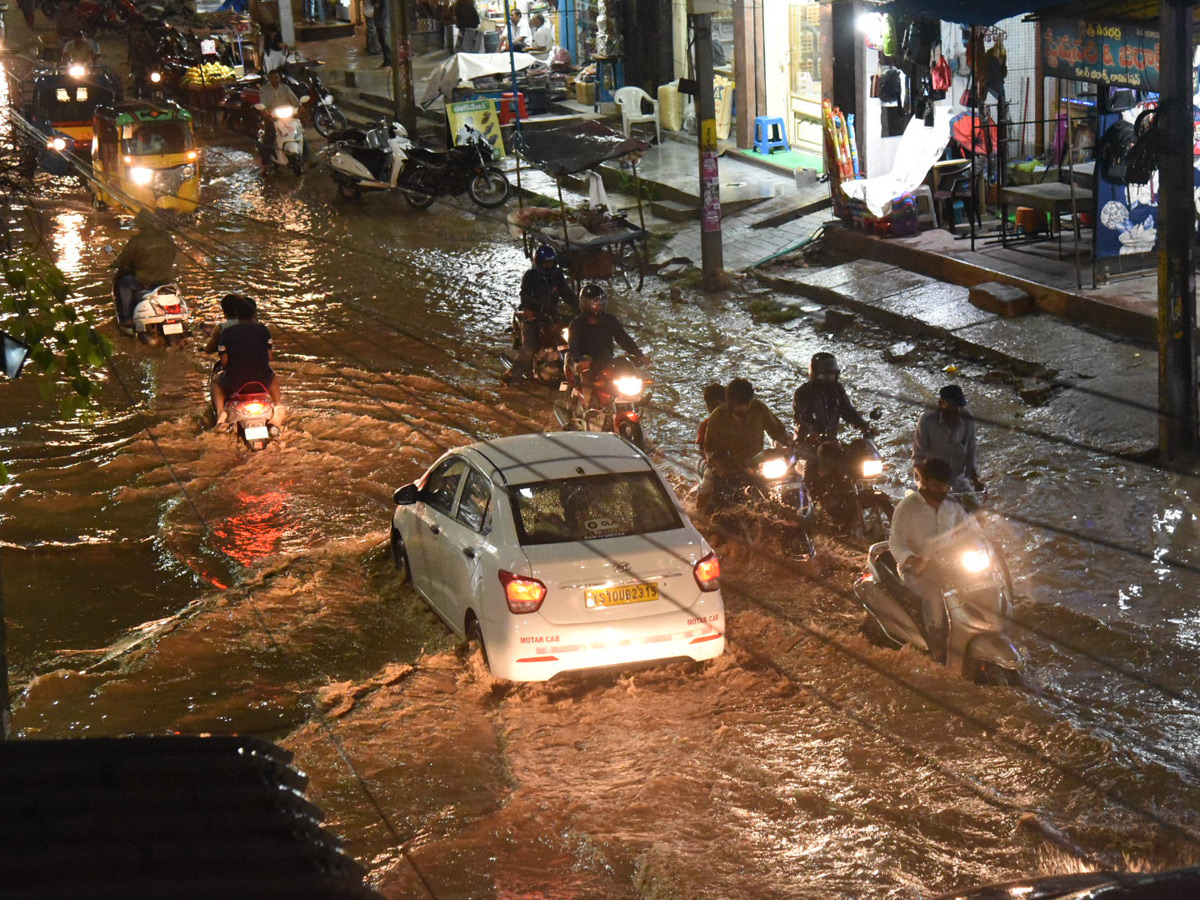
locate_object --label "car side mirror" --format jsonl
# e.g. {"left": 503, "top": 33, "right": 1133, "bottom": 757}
{"left": 393, "top": 483, "right": 419, "bottom": 505}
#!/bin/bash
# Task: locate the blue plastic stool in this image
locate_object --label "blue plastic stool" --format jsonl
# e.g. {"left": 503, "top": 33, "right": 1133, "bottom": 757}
{"left": 754, "top": 116, "right": 790, "bottom": 155}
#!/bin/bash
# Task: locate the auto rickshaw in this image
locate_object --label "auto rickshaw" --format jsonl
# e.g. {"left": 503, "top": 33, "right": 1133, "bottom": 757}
{"left": 91, "top": 102, "right": 200, "bottom": 213}
{"left": 18, "top": 64, "right": 122, "bottom": 177}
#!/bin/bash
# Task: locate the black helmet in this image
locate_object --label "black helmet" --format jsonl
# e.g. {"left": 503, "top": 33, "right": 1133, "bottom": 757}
{"left": 579, "top": 283, "right": 607, "bottom": 316}
{"left": 534, "top": 245, "right": 557, "bottom": 267}
{"left": 810, "top": 352, "right": 840, "bottom": 382}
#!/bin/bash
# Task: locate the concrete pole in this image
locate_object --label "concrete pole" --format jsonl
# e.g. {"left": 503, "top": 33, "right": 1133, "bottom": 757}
{"left": 1157, "top": 0, "right": 1199, "bottom": 462}
{"left": 278, "top": 0, "right": 296, "bottom": 51}
{"left": 391, "top": 0, "right": 417, "bottom": 134}
{"left": 692, "top": 12, "right": 723, "bottom": 291}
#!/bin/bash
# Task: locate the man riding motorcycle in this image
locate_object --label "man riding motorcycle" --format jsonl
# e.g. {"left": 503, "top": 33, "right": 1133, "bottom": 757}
{"left": 792, "top": 351, "right": 874, "bottom": 495}
{"left": 697, "top": 377, "right": 792, "bottom": 516}
{"left": 257, "top": 69, "right": 301, "bottom": 168}
{"left": 912, "top": 384, "right": 985, "bottom": 497}
{"left": 566, "top": 283, "right": 645, "bottom": 408}
{"left": 113, "top": 209, "right": 178, "bottom": 327}
{"left": 504, "top": 245, "right": 576, "bottom": 385}
{"left": 889, "top": 457, "right": 983, "bottom": 664}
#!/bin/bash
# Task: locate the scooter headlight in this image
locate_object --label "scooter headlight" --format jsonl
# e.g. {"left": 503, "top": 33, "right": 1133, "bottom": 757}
{"left": 861, "top": 458, "right": 883, "bottom": 478}
{"left": 47, "top": 136, "right": 68, "bottom": 151}
{"left": 759, "top": 456, "right": 790, "bottom": 480}
{"left": 68, "top": 64, "right": 87, "bottom": 78}
{"left": 960, "top": 549, "right": 990, "bottom": 573}
{"left": 613, "top": 375, "right": 642, "bottom": 397}
{"left": 273, "top": 105, "right": 295, "bottom": 119}
{"left": 149, "top": 71, "right": 163, "bottom": 83}
{"left": 129, "top": 166, "right": 155, "bottom": 185}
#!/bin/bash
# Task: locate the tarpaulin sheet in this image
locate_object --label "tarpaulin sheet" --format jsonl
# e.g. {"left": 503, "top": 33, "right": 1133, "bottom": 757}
{"left": 422, "top": 52, "right": 540, "bottom": 104}
{"left": 515, "top": 120, "right": 650, "bottom": 177}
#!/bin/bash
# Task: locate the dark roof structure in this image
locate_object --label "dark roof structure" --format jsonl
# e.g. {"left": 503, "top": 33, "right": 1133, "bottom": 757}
{"left": 514, "top": 120, "right": 650, "bottom": 177}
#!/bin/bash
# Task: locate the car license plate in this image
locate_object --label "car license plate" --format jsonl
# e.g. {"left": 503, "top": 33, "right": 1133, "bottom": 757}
{"left": 162, "top": 322, "right": 183, "bottom": 335}
{"left": 586, "top": 581, "right": 658, "bottom": 608}
{"left": 243, "top": 425, "right": 269, "bottom": 441}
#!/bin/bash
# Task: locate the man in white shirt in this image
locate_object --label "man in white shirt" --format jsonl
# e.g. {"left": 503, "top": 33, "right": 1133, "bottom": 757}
{"left": 501, "top": 8, "right": 531, "bottom": 50}
{"left": 889, "top": 457, "right": 981, "bottom": 663}
{"left": 528, "top": 12, "right": 553, "bottom": 52}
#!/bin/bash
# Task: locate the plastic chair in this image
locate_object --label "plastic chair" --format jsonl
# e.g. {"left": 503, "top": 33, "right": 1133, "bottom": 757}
{"left": 613, "top": 86, "right": 660, "bottom": 144}
{"left": 753, "top": 116, "right": 789, "bottom": 155}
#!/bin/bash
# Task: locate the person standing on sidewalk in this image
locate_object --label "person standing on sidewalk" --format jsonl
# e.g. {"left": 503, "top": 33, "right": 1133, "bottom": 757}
{"left": 363, "top": 0, "right": 381, "bottom": 54}
{"left": 453, "top": 0, "right": 481, "bottom": 52}
{"left": 374, "top": 0, "right": 393, "bottom": 66}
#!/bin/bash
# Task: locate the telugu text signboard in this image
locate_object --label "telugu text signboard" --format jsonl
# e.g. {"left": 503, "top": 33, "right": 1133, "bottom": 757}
{"left": 1041, "top": 18, "right": 1160, "bottom": 91}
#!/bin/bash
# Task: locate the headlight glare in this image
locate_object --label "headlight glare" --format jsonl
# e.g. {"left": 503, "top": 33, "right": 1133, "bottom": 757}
{"left": 613, "top": 375, "right": 642, "bottom": 397}
{"left": 961, "top": 549, "right": 990, "bottom": 573}
{"left": 129, "top": 166, "right": 154, "bottom": 185}
{"left": 861, "top": 458, "right": 883, "bottom": 478}
{"left": 759, "top": 457, "right": 790, "bottom": 480}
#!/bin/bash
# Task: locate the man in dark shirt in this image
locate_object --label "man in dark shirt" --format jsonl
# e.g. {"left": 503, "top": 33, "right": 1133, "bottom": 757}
{"left": 453, "top": 0, "right": 480, "bottom": 51}
{"left": 792, "top": 351, "right": 873, "bottom": 495}
{"left": 505, "top": 245, "right": 576, "bottom": 384}
{"left": 567, "top": 283, "right": 644, "bottom": 407}
{"left": 211, "top": 295, "right": 281, "bottom": 426}
{"left": 113, "top": 209, "right": 178, "bottom": 325}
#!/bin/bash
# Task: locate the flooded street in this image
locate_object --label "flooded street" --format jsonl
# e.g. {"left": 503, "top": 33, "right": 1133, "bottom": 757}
{"left": 5, "top": 125, "right": 1200, "bottom": 899}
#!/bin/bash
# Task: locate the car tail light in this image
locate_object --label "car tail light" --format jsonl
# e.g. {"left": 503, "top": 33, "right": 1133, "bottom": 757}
{"left": 693, "top": 553, "right": 720, "bottom": 592}
{"left": 499, "top": 570, "right": 546, "bottom": 613}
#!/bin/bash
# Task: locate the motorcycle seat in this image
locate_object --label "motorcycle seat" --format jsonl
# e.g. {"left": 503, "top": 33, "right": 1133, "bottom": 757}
{"left": 868, "top": 545, "right": 925, "bottom": 623}
{"left": 350, "top": 145, "right": 390, "bottom": 178}
{"left": 406, "top": 146, "right": 447, "bottom": 168}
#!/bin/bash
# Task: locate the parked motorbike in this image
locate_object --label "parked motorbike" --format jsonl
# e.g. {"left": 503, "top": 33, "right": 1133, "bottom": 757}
{"left": 554, "top": 355, "right": 649, "bottom": 448}
{"left": 256, "top": 98, "right": 308, "bottom": 176}
{"left": 705, "top": 444, "right": 817, "bottom": 560}
{"left": 320, "top": 120, "right": 417, "bottom": 200}
{"left": 112, "top": 275, "right": 190, "bottom": 346}
{"left": 280, "top": 63, "right": 347, "bottom": 138}
{"left": 401, "top": 124, "right": 510, "bottom": 209}
{"left": 217, "top": 381, "right": 280, "bottom": 452}
{"left": 501, "top": 307, "right": 571, "bottom": 386}
{"left": 854, "top": 534, "right": 1024, "bottom": 684}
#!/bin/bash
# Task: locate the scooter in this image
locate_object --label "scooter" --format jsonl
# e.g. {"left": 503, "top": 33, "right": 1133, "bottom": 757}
{"left": 218, "top": 381, "right": 279, "bottom": 452}
{"left": 320, "top": 120, "right": 415, "bottom": 200}
{"left": 112, "top": 274, "right": 190, "bottom": 346}
{"left": 554, "top": 355, "right": 650, "bottom": 448}
{"left": 853, "top": 534, "right": 1024, "bottom": 685}
{"left": 256, "top": 98, "right": 308, "bottom": 176}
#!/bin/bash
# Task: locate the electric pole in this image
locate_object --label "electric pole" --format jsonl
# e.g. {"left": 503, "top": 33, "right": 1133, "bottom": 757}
{"left": 692, "top": 11, "right": 723, "bottom": 291}
{"left": 391, "top": 0, "right": 417, "bottom": 135}
{"left": 1157, "top": 0, "right": 1199, "bottom": 463}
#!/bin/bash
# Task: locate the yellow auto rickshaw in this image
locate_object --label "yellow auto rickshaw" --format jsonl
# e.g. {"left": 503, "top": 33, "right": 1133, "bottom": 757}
{"left": 91, "top": 102, "right": 200, "bottom": 213}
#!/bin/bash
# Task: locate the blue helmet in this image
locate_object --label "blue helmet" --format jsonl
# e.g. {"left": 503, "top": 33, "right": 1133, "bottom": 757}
{"left": 534, "top": 245, "right": 557, "bottom": 267}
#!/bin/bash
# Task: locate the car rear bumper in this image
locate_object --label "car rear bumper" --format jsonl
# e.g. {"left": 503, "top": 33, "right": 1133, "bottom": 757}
{"left": 484, "top": 599, "right": 726, "bottom": 681}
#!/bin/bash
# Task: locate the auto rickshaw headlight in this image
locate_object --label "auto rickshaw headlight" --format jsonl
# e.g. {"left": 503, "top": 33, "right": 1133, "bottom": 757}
{"left": 180, "top": 165, "right": 195, "bottom": 178}
{"left": 47, "top": 136, "right": 67, "bottom": 151}
{"left": 129, "top": 166, "right": 154, "bottom": 185}
{"left": 68, "top": 64, "right": 86, "bottom": 78}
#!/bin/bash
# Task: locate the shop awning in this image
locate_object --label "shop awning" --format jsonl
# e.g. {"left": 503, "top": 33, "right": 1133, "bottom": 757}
{"left": 515, "top": 121, "right": 650, "bottom": 177}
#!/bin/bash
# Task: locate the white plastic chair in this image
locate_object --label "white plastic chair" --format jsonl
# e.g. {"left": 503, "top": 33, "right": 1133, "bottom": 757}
{"left": 613, "top": 86, "right": 660, "bottom": 144}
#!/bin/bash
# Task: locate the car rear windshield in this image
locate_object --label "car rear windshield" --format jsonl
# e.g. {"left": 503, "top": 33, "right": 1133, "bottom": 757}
{"left": 510, "top": 472, "right": 683, "bottom": 546}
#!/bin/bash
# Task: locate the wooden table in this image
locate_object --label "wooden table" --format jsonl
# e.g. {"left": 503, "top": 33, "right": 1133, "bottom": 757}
{"left": 1000, "top": 181, "right": 1094, "bottom": 286}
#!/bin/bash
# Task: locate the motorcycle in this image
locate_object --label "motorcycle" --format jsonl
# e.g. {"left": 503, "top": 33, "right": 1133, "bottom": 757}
{"left": 854, "top": 533, "right": 1024, "bottom": 685}
{"left": 401, "top": 124, "right": 510, "bottom": 209}
{"left": 216, "top": 381, "right": 280, "bottom": 452}
{"left": 501, "top": 307, "right": 571, "bottom": 387}
{"left": 705, "top": 445, "right": 817, "bottom": 560}
{"left": 804, "top": 420, "right": 893, "bottom": 540}
{"left": 256, "top": 98, "right": 309, "bottom": 176}
{"left": 112, "top": 275, "right": 190, "bottom": 346}
{"left": 320, "top": 120, "right": 416, "bottom": 200}
{"left": 554, "top": 355, "right": 650, "bottom": 448}
{"left": 280, "top": 63, "right": 347, "bottom": 138}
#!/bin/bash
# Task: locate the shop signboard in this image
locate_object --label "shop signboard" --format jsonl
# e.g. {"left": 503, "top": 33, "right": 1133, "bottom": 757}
{"left": 447, "top": 99, "right": 506, "bottom": 156}
{"left": 1041, "top": 17, "right": 1160, "bottom": 91}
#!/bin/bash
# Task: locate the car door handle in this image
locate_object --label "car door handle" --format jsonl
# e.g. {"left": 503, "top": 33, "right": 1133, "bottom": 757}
{"left": 427, "top": 523, "right": 440, "bottom": 535}
{"left": 462, "top": 547, "right": 475, "bottom": 559}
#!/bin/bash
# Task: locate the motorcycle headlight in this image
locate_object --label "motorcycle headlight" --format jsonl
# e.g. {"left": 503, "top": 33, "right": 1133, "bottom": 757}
{"left": 861, "top": 458, "right": 883, "bottom": 478}
{"left": 759, "top": 457, "right": 790, "bottom": 480}
{"left": 559, "top": 326, "right": 570, "bottom": 343}
{"left": 149, "top": 71, "right": 163, "bottom": 83}
{"left": 68, "top": 64, "right": 87, "bottom": 78}
{"left": 960, "top": 549, "right": 990, "bottom": 573}
{"left": 273, "top": 105, "right": 295, "bottom": 119}
{"left": 47, "top": 136, "right": 67, "bottom": 151}
{"left": 613, "top": 375, "right": 642, "bottom": 397}
{"left": 129, "top": 166, "right": 154, "bottom": 185}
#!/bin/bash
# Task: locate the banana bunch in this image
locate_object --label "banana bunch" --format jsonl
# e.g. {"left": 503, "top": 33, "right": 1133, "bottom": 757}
{"left": 180, "top": 62, "right": 237, "bottom": 86}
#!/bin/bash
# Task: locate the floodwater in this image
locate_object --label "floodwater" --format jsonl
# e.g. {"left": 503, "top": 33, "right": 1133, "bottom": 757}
{"left": 5, "top": 121, "right": 1200, "bottom": 899}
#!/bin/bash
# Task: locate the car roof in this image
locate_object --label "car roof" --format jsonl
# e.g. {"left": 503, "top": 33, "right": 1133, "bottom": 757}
{"left": 466, "top": 432, "right": 652, "bottom": 486}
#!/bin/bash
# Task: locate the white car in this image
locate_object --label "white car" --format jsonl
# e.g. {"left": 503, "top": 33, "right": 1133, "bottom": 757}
{"left": 389, "top": 431, "right": 725, "bottom": 681}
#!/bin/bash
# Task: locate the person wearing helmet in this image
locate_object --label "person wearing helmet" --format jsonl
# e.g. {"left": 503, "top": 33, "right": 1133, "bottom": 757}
{"left": 504, "top": 244, "right": 576, "bottom": 384}
{"left": 112, "top": 209, "right": 179, "bottom": 326}
{"left": 566, "top": 283, "right": 646, "bottom": 407}
{"left": 912, "top": 384, "right": 984, "bottom": 498}
{"left": 792, "top": 352, "right": 872, "bottom": 445}
{"left": 696, "top": 377, "right": 792, "bottom": 515}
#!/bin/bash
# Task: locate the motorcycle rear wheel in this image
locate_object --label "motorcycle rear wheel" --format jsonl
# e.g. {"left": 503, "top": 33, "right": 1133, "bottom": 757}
{"left": 312, "top": 105, "right": 348, "bottom": 138}
{"left": 404, "top": 168, "right": 437, "bottom": 209}
{"left": 468, "top": 168, "right": 510, "bottom": 208}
